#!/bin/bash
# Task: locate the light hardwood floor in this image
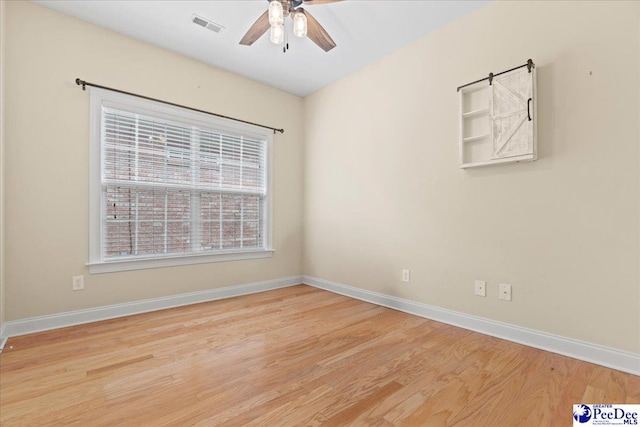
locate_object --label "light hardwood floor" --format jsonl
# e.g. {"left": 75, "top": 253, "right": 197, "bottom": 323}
{"left": 1, "top": 285, "right": 638, "bottom": 426}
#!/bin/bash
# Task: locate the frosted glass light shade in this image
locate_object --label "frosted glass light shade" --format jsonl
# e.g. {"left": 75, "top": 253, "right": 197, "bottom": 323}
{"left": 270, "top": 24, "right": 284, "bottom": 44}
{"left": 268, "top": 1, "right": 284, "bottom": 26}
{"left": 293, "top": 11, "right": 307, "bottom": 38}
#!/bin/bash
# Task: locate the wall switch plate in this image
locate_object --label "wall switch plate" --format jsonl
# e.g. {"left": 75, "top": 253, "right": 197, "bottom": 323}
{"left": 499, "top": 283, "right": 512, "bottom": 301}
{"left": 72, "top": 275, "right": 85, "bottom": 291}
{"left": 474, "top": 280, "right": 486, "bottom": 297}
{"left": 402, "top": 269, "right": 410, "bottom": 283}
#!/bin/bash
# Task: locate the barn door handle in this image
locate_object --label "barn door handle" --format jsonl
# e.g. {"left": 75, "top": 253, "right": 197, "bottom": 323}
{"left": 527, "top": 98, "right": 532, "bottom": 121}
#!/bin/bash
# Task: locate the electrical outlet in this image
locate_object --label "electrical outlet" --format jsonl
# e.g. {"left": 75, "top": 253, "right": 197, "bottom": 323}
{"left": 401, "top": 269, "right": 410, "bottom": 283}
{"left": 499, "top": 283, "right": 512, "bottom": 301}
{"left": 72, "top": 275, "right": 84, "bottom": 291}
{"left": 474, "top": 280, "right": 486, "bottom": 297}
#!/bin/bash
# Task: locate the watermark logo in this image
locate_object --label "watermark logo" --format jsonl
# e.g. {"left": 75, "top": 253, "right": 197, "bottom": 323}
{"left": 574, "top": 405, "right": 593, "bottom": 423}
{"left": 573, "top": 404, "right": 639, "bottom": 426}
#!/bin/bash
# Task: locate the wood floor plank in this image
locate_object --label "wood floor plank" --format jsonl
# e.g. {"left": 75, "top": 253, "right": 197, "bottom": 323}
{"left": 1, "top": 285, "right": 637, "bottom": 427}
{"left": 627, "top": 375, "right": 640, "bottom": 403}
{"left": 243, "top": 384, "right": 337, "bottom": 427}
{"left": 86, "top": 354, "right": 154, "bottom": 376}
{"left": 321, "top": 381, "right": 403, "bottom": 427}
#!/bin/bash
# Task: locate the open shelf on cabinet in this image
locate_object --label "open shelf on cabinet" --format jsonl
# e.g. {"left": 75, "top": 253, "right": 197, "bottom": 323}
{"left": 462, "top": 134, "right": 490, "bottom": 143}
{"left": 462, "top": 108, "right": 489, "bottom": 119}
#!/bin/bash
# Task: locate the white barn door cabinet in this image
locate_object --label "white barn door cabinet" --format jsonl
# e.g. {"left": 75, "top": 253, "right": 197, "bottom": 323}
{"left": 458, "top": 60, "right": 537, "bottom": 168}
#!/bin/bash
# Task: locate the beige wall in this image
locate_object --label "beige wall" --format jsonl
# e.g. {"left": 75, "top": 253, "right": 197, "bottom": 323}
{"left": 0, "top": 0, "right": 6, "bottom": 327}
{"left": 304, "top": 1, "right": 640, "bottom": 354}
{"left": 4, "top": 1, "right": 304, "bottom": 320}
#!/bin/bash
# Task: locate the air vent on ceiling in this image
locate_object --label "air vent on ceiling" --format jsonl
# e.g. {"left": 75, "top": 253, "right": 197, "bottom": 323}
{"left": 191, "top": 14, "right": 225, "bottom": 33}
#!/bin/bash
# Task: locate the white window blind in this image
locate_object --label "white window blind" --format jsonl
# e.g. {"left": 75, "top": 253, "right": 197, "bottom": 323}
{"left": 89, "top": 89, "right": 272, "bottom": 273}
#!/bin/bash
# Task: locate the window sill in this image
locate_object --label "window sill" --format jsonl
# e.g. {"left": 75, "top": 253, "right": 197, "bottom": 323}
{"left": 87, "top": 249, "right": 274, "bottom": 274}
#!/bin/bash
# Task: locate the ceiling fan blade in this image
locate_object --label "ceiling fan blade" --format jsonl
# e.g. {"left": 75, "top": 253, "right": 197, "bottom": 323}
{"left": 300, "top": 9, "right": 336, "bottom": 52}
{"left": 239, "top": 10, "right": 270, "bottom": 46}
{"left": 303, "top": 0, "right": 343, "bottom": 5}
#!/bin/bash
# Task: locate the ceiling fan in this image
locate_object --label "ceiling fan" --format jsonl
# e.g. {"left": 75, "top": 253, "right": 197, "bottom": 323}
{"left": 239, "top": 0, "right": 341, "bottom": 52}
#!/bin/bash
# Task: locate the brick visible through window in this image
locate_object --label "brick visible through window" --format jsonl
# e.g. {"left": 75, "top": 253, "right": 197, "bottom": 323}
{"left": 93, "top": 98, "right": 269, "bottom": 263}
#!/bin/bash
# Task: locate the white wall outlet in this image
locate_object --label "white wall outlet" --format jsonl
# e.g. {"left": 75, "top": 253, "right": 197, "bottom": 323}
{"left": 401, "top": 269, "right": 410, "bottom": 283}
{"left": 72, "top": 275, "right": 85, "bottom": 291}
{"left": 474, "top": 280, "right": 486, "bottom": 297}
{"left": 499, "top": 283, "right": 512, "bottom": 301}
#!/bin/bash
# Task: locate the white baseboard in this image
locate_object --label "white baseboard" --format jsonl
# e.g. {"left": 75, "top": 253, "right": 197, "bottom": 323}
{"left": 303, "top": 276, "right": 640, "bottom": 376}
{"left": 1, "top": 276, "right": 302, "bottom": 340}
{"left": 0, "top": 324, "right": 7, "bottom": 352}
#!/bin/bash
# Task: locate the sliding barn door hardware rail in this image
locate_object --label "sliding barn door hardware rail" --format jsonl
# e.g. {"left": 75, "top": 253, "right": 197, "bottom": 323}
{"left": 457, "top": 59, "right": 535, "bottom": 92}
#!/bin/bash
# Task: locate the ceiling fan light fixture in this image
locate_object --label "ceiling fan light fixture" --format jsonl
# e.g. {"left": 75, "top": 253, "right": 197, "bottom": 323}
{"left": 292, "top": 10, "right": 307, "bottom": 38}
{"left": 268, "top": 0, "right": 284, "bottom": 26}
{"left": 240, "top": 0, "right": 338, "bottom": 52}
{"left": 270, "top": 23, "right": 285, "bottom": 44}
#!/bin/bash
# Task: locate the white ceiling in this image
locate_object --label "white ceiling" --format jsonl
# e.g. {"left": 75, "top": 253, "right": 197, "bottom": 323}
{"left": 33, "top": 0, "right": 489, "bottom": 97}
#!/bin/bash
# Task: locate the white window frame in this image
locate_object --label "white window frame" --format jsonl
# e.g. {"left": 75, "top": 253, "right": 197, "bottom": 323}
{"left": 88, "top": 88, "right": 273, "bottom": 274}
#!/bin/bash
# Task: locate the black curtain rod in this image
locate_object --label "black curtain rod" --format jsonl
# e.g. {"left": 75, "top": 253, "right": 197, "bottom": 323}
{"left": 75, "top": 78, "right": 284, "bottom": 134}
{"left": 456, "top": 59, "right": 535, "bottom": 92}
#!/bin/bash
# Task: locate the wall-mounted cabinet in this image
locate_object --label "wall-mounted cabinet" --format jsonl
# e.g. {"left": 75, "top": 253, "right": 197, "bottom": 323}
{"left": 459, "top": 66, "right": 537, "bottom": 168}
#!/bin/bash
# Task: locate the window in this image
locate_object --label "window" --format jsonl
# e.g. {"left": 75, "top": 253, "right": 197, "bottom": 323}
{"left": 88, "top": 89, "right": 273, "bottom": 273}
